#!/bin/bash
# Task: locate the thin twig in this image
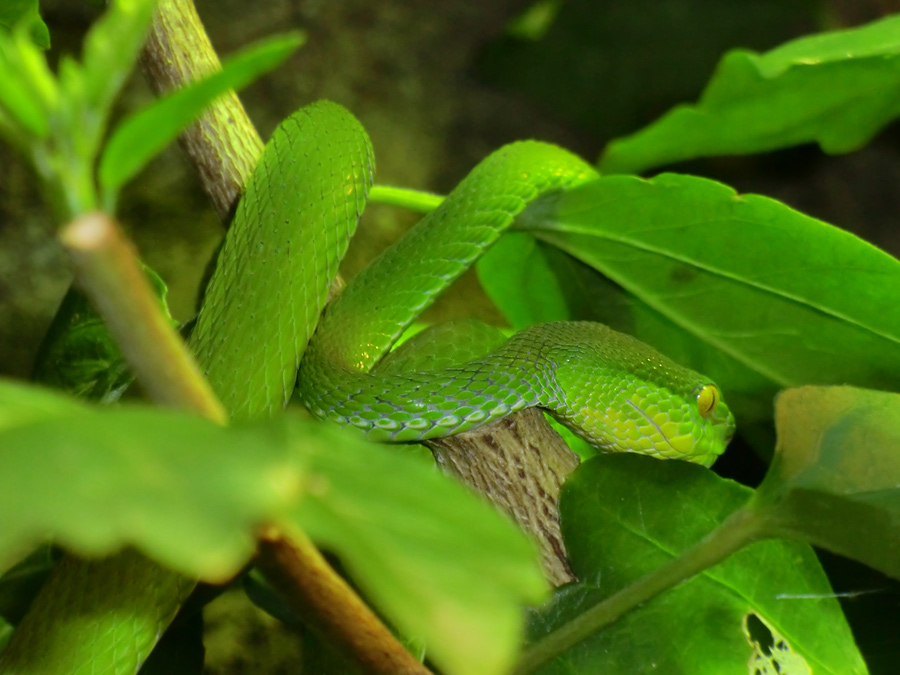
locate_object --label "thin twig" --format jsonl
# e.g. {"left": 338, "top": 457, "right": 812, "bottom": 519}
{"left": 61, "top": 212, "right": 226, "bottom": 422}
{"left": 368, "top": 185, "right": 444, "bottom": 213}
{"left": 257, "top": 529, "right": 434, "bottom": 675}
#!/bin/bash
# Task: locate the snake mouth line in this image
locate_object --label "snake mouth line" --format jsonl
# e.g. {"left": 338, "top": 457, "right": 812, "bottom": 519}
{"left": 624, "top": 399, "right": 680, "bottom": 456}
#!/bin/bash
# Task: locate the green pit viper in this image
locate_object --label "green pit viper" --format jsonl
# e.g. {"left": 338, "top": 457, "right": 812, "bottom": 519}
{"left": 0, "top": 101, "right": 734, "bottom": 673}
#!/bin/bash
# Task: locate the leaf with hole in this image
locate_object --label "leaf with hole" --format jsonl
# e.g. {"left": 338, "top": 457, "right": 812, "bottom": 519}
{"left": 526, "top": 454, "right": 866, "bottom": 674}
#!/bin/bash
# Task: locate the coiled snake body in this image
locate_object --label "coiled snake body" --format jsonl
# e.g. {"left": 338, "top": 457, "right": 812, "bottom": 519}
{"left": 0, "top": 101, "right": 733, "bottom": 675}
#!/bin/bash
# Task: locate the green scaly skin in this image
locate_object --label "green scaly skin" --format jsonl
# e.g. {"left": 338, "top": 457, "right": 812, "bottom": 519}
{"left": 0, "top": 100, "right": 733, "bottom": 674}
{"left": 302, "top": 321, "right": 732, "bottom": 466}
{"left": 296, "top": 105, "right": 734, "bottom": 465}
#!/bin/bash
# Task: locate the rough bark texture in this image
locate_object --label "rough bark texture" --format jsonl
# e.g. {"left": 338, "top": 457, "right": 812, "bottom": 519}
{"left": 142, "top": 0, "right": 264, "bottom": 220}
{"left": 429, "top": 408, "right": 580, "bottom": 586}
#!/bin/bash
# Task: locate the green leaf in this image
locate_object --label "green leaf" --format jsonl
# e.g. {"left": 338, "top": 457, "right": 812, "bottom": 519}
{"left": 0, "top": 0, "right": 50, "bottom": 49}
{"left": 599, "top": 14, "right": 900, "bottom": 174}
{"left": 296, "top": 429, "right": 547, "bottom": 675}
{"left": 32, "top": 288, "right": 134, "bottom": 402}
{"left": 32, "top": 267, "right": 176, "bottom": 402}
{"left": 75, "top": 0, "right": 158, "bottom": 118}
{"left": 99, "top": 32, "right": 305, "bottom": 204}
{"left": 0, "top": 392, "right": 301, "bottom": 581}
{"left": 477, "top": 232, "right": 570, "bottom": 329}
{"left": 0, "top": 28, "right": 55, "bottom": 138}
{"left": 0, "top": 380, "right": 545, "bottom": 675}
{"left": 520, "top": 174, "right": 900, "bottom": 393}
{"left": 530, "top": 454, "right": 866, "bottom": 674}
{"left": 0, "top": 379, "right": 84, "bottom": 432}
{"left": 752, "top": 386, "right": 900, "bottom": 581}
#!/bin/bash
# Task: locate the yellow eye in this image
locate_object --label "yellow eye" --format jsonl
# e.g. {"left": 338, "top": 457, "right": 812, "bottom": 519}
{"left": 696, "top": 384, "right": 719, "bottom": 418}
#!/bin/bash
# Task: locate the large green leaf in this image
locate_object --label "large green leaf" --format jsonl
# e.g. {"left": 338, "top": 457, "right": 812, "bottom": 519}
{"left": 519, "top": 174, "right": 900, "bottom": 394}
{"left": 0, "top": 380, "right": 545, "bottom": 675}
{"left": 526, "top": 454, "right": 866, "bottom": 674}
{"left": 600, "top": 14, "right": 900, "bottom": 174}
{"left": 294, "top": 429, "right": 547, "bottom": 675}
{"left": 99, "top": 32, "right": 304, "bottom": 205}
{"left": 0, "top": 394, "right": 298, "bottom": 580}
{"left": 752, "top": 386, "right": 900, "bottom": 580}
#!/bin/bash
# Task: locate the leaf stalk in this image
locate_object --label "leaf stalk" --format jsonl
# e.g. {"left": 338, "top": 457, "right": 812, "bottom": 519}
{"left": 513, "top": 505, "right": 764, "bottom": 674}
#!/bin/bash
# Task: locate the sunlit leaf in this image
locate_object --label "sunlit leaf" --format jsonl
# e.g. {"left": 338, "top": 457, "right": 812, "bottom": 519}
{"left": 0, "top": 380, "right": 545, "bottom": 675}
{"left": 752, "top": 386, "right": 900, "bottom": 581}
{"left": 600, "top": 15, "right": 900, "bottom": 174}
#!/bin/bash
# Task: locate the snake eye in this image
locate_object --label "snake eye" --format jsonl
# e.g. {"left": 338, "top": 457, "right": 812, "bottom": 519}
{"left": 696, "top": 384, "right": 719, "bottom": 418}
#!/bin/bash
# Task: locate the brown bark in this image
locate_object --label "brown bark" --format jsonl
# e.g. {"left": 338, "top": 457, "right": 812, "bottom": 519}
{"left": 141, "top": 0, "right": 263, "bottom": 220}
{"left": 257, "top": 531, "right": 433, "bottom": 675}
{"left": 429, "top": 408, "right": 580, "bottom": 586}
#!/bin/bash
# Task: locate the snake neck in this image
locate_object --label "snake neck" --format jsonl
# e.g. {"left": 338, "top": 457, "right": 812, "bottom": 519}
{"left": 297, "top": 324, "right": 567, "bottom": 443}
{"left": 298, "top": 321, "right": 734, "bottom": 464}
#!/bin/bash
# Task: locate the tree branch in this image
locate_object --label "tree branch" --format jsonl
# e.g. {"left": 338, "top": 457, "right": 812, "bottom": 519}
{"left": 61, "top": 212, "right": 226, "bottom": 421}
{"left": 428, "top": 408, "right": 579, "bottom": 586}
{"left": 257, "top": 529, "right": 434, "bottom": 675}
{"left": 141, "top": 0, "right": 263, "bottom": 220}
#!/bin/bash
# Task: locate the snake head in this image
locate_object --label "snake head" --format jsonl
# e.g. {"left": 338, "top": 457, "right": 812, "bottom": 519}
{"left": 545, "top": 324, "right": 736, "bottom": 467}
{"left": 557, "top": 374, "right": 736, "bottom": 467}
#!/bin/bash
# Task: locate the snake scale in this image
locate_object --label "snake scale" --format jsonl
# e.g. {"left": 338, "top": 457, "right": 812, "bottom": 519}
{"left": 0, "top": 101, "right": 734, "bottom": 674}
